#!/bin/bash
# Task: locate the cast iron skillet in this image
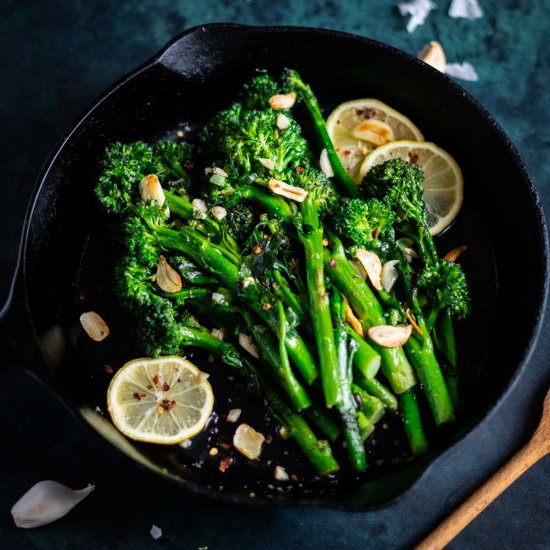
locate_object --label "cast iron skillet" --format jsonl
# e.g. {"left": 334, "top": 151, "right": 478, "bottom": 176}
{"left": 1, "top": 24, "right": 548, "bottom": 510}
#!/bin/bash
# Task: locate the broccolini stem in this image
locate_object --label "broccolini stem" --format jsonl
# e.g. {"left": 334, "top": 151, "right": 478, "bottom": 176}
{"left": 345, "top": 327, "right": 381, "bottom": 379}
{"left": 299, "top": 195, "right": 341, "bottom": 407}
{"left": 240, "top": 185, "right": 296, "bottom": 221}
{"left": 353, "top": 370, "right": 398, "bottom": 413}
{"left": 331, "top": 289, "right": 367, "bottom": 472}
{"left": 261, "top": 377, "right": 340, "bottom": 475}
{"left": 399, "top": 389, "right": 428, "bottom": 456}
{"left": 286, "top": 70, "right": 360, "bottom": 198}
{"left": 350, "top": 384, "right": 386, "bottom": 424}
{"left": 434, "top": 308, "right": 459, "bottom": 407}
{"left": 273, "top": 268, "right": 304, "bottom": 322}
{"left": 305, "top": 407, "right": 341, "bottom": 442}
{"left": 323, "top": 236, "right": 417, "bottom": 394}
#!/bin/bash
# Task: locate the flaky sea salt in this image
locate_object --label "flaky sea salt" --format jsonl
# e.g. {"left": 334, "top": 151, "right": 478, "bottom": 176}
{"left": 150, "top": 525, "right": 162, "bottom": 540}
{"left": 445, "top": 62, "right": 479, "bottom": 81}
{"left": 449, "top": 0, "right": 484, "bottom": 19}
{"left": 398, "top": 0, "right": 436, "bottom": 32}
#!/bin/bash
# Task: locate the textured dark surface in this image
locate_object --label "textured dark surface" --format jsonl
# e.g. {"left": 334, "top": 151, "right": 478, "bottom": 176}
{"left": 1, "top": 1, "right": 550, "bottom": 548}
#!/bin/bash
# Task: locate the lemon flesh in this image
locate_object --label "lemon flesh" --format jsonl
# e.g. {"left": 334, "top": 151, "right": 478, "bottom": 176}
{"left": 326, "top": 99, "right": 424, "bottom": 182}
{"left": 107, "top": 356, "right": 214, "bottom": 444}
{"left": 359, "top": 140, "right": 464, "bottom": 235}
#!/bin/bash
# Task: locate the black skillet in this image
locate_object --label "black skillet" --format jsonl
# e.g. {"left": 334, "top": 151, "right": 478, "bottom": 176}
{"left": 1, "top": 24, "right": 547, "bottom": 510}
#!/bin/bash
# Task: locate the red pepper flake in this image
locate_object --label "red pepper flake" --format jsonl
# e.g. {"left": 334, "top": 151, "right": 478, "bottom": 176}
{"left": 372, "top": 228, "right": 380, "bottom": 239}
{"left": 295, "top": 166, "right": 305, "bottom": 174}
{"left": 303, "top": 489, "right": 313, "bottom": 494}
{"left": 147, "top": 384, "right": 153, "bottom": 390}
{"left": 408, "top": 152, "right": 419, "bottom": 164}
{"left": 162, "top": 399, "right": 175, "bottom": 411}
{"left": 104, "top": 365, "right": 113, "bottom": 374}
{"left": 133, "top": 392, "right": 146, "bottom": 400}
{"left": 162, "top": 382, "right": 170, "bottom": 392}
{"left": 262, "top": 302, "right": 272, "bottom": 311}
{"left": 220, "top": 442, "right": 232, "bottom": 450}
{"left": 343, "top": 150, "right": 351, "bottom": 156}
{"left": 153, "top": 374, "right": 160, "bottom": 385}
{"left": 329, "top": 259, "right": 338, "bottom": 268}
{"left": 290, "top": 474, "right": 298, "bottom": 482}
{"left": 219, "top": 457, "right": 233, "bottom": 473}
{"left": 355, "top": 109, "right": 364, "bottom": 116}
{"left": 253, "top": 245, "right": 262, "bottom": 254}
{"left": 78, "top": 293, "right": 86, "bottom": 301}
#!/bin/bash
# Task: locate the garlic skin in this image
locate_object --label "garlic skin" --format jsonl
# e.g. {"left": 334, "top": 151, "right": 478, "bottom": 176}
{"left": 11, "top": 480, "right": 95, "bottom": 528}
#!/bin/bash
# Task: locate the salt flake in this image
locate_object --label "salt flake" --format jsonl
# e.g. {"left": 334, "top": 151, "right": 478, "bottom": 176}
{"left": 398, "top": 0, "right": 436, "bottom": 33}
{"left": 445, "top": 62, "right": 479, "bottom": 81}
{"left": 150, "top": 524, "right": 162, "bottom": 540}
{"left": 449, "top": 0, "right": 483, "bottom": 19}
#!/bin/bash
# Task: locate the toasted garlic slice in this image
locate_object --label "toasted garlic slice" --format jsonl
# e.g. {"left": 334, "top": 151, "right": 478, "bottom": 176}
{"left": 80, "top": 311, "right": 110, "bottom": 342}
{"left": 276, "top": 113, "right": 290, "bottom": 129}
{"left": 274, "top": 465, "right": 289, "bottom": 481}
{"left": 268, "top": 178, "right": 308, "bottom": 202}
{"left": 418, "top": 41, "right": 446, "bottom": 72}
{"left": 345, "top": 301, "right": 364, "bottom": 337}
{"left": 233, "top": 424, "right": 265, "bottom": 460}
{"left": 212, "top": 166, "right": 228, "bottom": 178}
{"left": 381, "top": 260, "right": 399, "bottom": 291}
{"left": 239, "top": 333, "right": 260, "bottom": 359}
{"left": 368, "top": 324, "right": 412, "bottom": 348}
{"left": 211, "top": 206, "right": 227, "bottom": 220}
{"left": 269, "top": 92, "right": 297, "bottom": 110}
{"left": 139, "top": 174, "right": 165, "bottom": 206}
{"left": 227, "top": 408, "right": 242, "bottom": 423}
{"left": 258, "top": 158, "right": 276, "bottom": 170}
{"left": 355, "top": 249, "right": 383, "bottom": 291}
{"left": 443, "top": 245, "right": 468, "bottom": 262}
{"left": 156, "top": 255, "right": 182, "bottom": 293}
{"left": 351, "top": 119, "right": 394, "bottom": 146}
{"left": 320, "top": 149, "right": 334, "bottom": 178}
{"left": 11, "top": 480, "right": 94, "bottom": 528}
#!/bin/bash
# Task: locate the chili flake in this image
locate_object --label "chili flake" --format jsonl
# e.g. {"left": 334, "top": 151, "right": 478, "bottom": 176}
{"left": 329, "top": 259, "right": 338, "bottom": 268}
{"left": 104, "top": 365, "right": 113, "bottom": 374}
{"left": 153, "top": 374, "right": 160, "bottom": 385}
{"left": 219, "top": 457, "right": 233, "bottom": 473}
{"left": 253, "top": 245, "right": 262, "bottom": 254}
{"left": 295, "top": 166, "right": 305, "bottom": 174}
{"left": 262, "top": 302, "right": 272, "bottom": 311}
{"left": 162, "top": 382, "right": 170, "bottom": 392}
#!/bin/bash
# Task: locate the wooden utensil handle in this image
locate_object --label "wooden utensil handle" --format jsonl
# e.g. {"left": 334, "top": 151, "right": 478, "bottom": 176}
{"left": 416, "top": 437, "right": 547, "bottom": 550}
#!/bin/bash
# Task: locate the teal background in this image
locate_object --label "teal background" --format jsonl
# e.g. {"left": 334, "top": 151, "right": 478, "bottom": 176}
{"left": 1, "top": 0, "right": 550, "bottom": 548}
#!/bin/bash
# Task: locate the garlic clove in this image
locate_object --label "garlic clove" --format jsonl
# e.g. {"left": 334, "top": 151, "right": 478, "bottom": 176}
{"left": 319, "top": 149, "right": 334, "bottom": 178}
{"left": 344, "top": 301, "right": 364, "bottom": 337}
{"left": 443, "top": 245, "right": 468, "bottom": 263}
{"left": 274, "top": 465, "right": 289, "bottom": 481}
{"left": 233, "top": 424, "right": 265, "bottom": 460}
{"left": 211, "top": 206, "right": 227, "bottom": 220}
{"left": 258, "top": 158, "right": 276, "bottom": 170}
{"left": 239, "top": 333, "right": 260, "bottom": 359}
{"left": 418, "top": 41, "right": 446, "bottom": 72}
{"left": 269, "top": 92, "right": 297, "bottom": 110}
{"left": 155, "top": 255, "right": 182, "bottom": 293}
{"left": 227, "top": 408, "right": 242, "bottom": 423}
{"left": 11, "top": 480, "right": 94, "bottom": 528}
{"left": 268, "top": 178, "right": 308, "bottom": 202}
{"left": 381, "top": 260, "right": 400, "bottom": 291}
{"left": 368, "top": 324, "right": 412, "bottom": 348}
{"left": 80, "top": 311, "right": 110, "bottom": 342}
{"left": 351, "top": 119, "right": 394, "bottom": 146}
{"left": 212, "top": 166, "right": 228, "bottom": 178}
{"left": 354, "top": 249, "right": 383, "bottom": 291}
{"left": 276, "top": 113, "right": 290, "bottom": 129}
{"left": 139, "top": 174, "right": 166, "bottom": 206}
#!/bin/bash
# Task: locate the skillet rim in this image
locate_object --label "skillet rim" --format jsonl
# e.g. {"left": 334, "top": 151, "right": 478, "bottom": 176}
{"left": 19, "top": 23, "right": 550, "bottom": 512}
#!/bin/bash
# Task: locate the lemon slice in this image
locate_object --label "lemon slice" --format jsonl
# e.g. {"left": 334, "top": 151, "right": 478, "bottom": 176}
{"left": 359, "top": 140, "right": 464, "bottom": 235}
{"left": 326, "top": 99, "right": 424, "bottom": 182}
{"left": 107, "top": 356, "right": 214, "bottom": 444}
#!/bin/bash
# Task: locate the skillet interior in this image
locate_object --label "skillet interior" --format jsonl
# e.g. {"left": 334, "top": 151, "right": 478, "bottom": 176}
{"left": 22, "top": 25, "right": 547, "bottom": 508}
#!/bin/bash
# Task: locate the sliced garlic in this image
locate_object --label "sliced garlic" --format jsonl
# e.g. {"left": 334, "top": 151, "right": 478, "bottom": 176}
{"left": 211, "top": 292, "right": 225, "bottom": 303}
{"left": 233, "top": 424, "right": 265, "bottom": 460}
{"left": 239, "top": 333, "right": 260, "bottom": 359}
{"left": 227, "top": 408, "right": 242, "bottom": 423}
{"left": 350, "top": 259, "right": 368, "bottom": 280}
{"left": 269, "top": 92, "right": 297, "bottom": 110}
{"left": 351, "top": 119, "right": 394, "bottom": 146}
{"left": 211, "top": 206, "right": 227, "bottom": 220}
{"left": 276, "top": 113, "right": 290, "bottom": 130}
{"left": 192, "top": 198, "right": 208, "bottom": 213}
{"left": 418, "top": 41, "right": 446, "bottom": 72}
{"left": 397, "top": 238, "right": 418, "bottom": 262}
{"left": 344, "top": 302, "right": 364, "bottom": 337}
{"left": 406, "top": 308, "right": 423, "bottom": 336}
{"left": 139, "top": 174, "right": 165, "bottom": 206}
{"left": 274, "top": 465, "right": 289, "bottom": 481}
{"left": 213, "top": 166, "right": 228, "bottom": 178}
{"left": 211, "top": 328, "right": 225, "bottom": 341}
{"left": 355, "top": 249, "right": 383, "bottom": 291}
{"left": 319, "top": 149, "right": 334, "bottom": 178}
{"left": 381, "top": 260, "right": 400, "bottom": 291}
{"left": 11, "top": 481, "right": 94, "bottom": 528}
{"left": 155, "top": 255, "right": 182, "bottom": 293}
{"left": 443, "top": 245, "right": 468, "bottom": 263}
{"left": 268, "top": 178, "right": 308, "bottom": 202}
{"left": 368, "top": 324, "right": 412, "bottom": 348}
{"left": 80, "top": 311, "right": 110, "bottom": 342}
{"left": 258, "top": 158, "right": 276, "bottom": 170}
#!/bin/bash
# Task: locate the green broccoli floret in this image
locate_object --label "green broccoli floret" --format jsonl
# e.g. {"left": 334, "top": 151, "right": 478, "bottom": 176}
{"left": 225, "top": 202, "right": 255, "bottom": 241}
{"left": 293, "top": 165, "right": 338, "bottom": 215}
{"left": 151, "top": 141, "right": 194, "bottom": 189}
{"left": 334, "top": 198, "right": 395, "bottom": 254}
{"left": 417, "top": 260, "right": 471, "bottom": 320}
{"left": 240, "top": 72, "right": 280, "bottom": 110}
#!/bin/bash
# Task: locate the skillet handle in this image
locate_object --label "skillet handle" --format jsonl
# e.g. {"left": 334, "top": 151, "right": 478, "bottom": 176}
{"left": 156, "top": 23, "right": 254, "bottom": 80}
